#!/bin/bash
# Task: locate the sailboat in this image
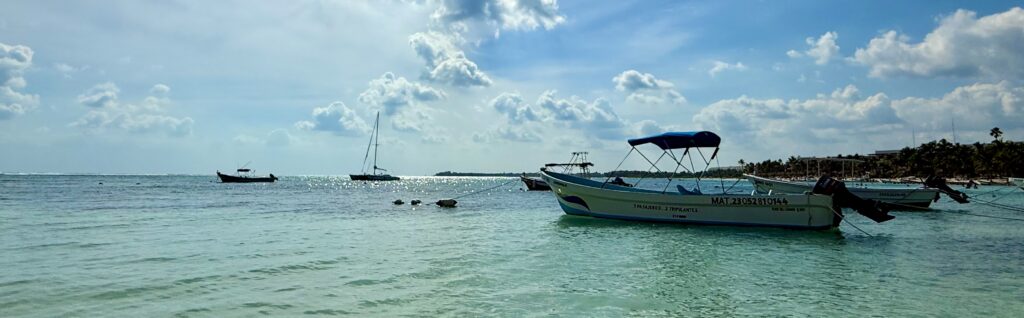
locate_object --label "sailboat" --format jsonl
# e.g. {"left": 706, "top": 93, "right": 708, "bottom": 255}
{"left": 350, "top": 112, "right": 400, "bottom": 181}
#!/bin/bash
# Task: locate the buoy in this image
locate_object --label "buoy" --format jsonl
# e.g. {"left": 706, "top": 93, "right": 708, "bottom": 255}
{"left": 436, "top": 199, "right": 457, "bottom": 208}
{"left": 411, "top": 200, "right": 422, "bottom": 205}
{"left": 393, "top": 199, "right": 405, "bottom": 205}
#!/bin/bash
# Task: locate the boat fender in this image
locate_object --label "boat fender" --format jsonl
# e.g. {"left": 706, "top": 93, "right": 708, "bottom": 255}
{"left": 436, "top": 199, "right": 457, "bottom": 208}
{"left": 393, "top": 199, "right": 404, "bottom": 205}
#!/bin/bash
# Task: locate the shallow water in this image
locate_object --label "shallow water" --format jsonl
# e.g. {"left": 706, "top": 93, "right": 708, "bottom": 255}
{"left": 1, "top": 175, "right": 1022, "bottom": 317}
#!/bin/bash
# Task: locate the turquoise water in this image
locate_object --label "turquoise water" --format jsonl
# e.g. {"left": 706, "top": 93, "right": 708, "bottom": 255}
{"left": 2, "top": 175, "right": 1023, "bottom": 317}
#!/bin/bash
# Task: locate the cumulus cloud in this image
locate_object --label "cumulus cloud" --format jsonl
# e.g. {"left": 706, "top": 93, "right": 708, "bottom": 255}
{"left": 1, "top": 42, "right": 39, "bottom": 120}
{"left": 150, "top": 83, "right": 170, "bottom": 95}
{"left": 358, "top": 72, "right": 445, "bottom": 115}
{"left": 788, "top": 31, "right": 839, "bottom": 65}
{"left": 483, "top": 90, "right": 630, "bottom": 142}
{"left": 294, "top": 101, "right": 370, "bottom": 136}
{"left": 432, "top": 0, "right": 566, "bottom": 32}
{"left": 891, "top": 81, "right": 1024, "bottom": 132}
{"left": 612, "top": 70, "right": 686, "bottom": 105}
{"left": 852, "top": 8, "right": 1024, "bottom": 79}
{"left": 77, "top": 82, "right": 120, "bottom": 108}
{"left": 71, "top": 83, "right": 194, "bottom": 137}
{"left": 708, "top": 61, "right": 748, "bottom": 77}
{"left": 409, "top": 31, "right": 492, "bottom": 87}
{"left": 693, "top": 84, "right": 902, "bottom": 145}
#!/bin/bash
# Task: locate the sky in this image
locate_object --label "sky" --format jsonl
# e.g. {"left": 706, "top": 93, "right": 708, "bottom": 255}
{"left": 2, "top": 0, "right": 1024, "bottom": 175}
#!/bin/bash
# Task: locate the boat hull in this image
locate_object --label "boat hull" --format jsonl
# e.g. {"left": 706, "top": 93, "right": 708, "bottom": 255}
{"left": 350, "top": 174, "right": 400, "bottom": 181}
{"left": 744, "top": 174, "right": 937, "bottom": 209}
{"left": 217, "top": 172, "right": 277, "bottom": 183}
{"left": 521, "top": 176, "right": 551, "bottom": 191}
{"left": 541, "top": 171, "right": 838, "bottom": 230}
{"left": 1011, "top": 177, "right": 1024, "bottom": 190}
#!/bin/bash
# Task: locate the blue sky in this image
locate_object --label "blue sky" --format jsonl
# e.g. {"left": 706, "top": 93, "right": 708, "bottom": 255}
{"left": 2, "top": 0, "right": 1023, "bottom": 175}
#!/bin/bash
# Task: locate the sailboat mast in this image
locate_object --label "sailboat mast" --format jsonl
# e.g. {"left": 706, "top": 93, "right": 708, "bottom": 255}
{"left": 373, "top": 112, "right": 380, "bottom": 175}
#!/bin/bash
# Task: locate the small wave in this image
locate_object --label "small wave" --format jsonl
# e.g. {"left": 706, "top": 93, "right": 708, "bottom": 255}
{"left": 242, "top": 302, "right": 294, "bottom": 310}
{"left": 174, "top": 275, "right": 222, "bottom": 285}
{"left": 344, "top": 278, "right": 396, "bottom": 286}
{"left": 303, "top": 309, "right": 353, "bottom": 315}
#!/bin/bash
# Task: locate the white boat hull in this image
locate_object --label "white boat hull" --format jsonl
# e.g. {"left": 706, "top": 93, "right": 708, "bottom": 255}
{"left": 1011, "top": 177, "right": 1024, "bottom": 190}
{"left": 745, "top": 174, "right": 938, "bottom": 209}
{"left": 541, "top": 171, "right": 838, "bottom": 230}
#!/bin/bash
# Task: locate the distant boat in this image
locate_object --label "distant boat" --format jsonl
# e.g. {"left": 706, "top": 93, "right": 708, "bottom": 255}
{"left": 521, "top": 174, "right": 551, "bottom": 191}
{"left": 217, "top": 169, "right": 277, "bottom": 183}
{"left": 522, "top": 151, "right": 625, "bottom": 191}
{"left": 350, "top": 112, "right": 400, "bottom": 181}
{"left": 541, "top": 131, "right": 895, "bottom": 230}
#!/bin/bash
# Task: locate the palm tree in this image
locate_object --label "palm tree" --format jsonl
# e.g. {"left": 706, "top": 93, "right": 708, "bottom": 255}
{"left": 991, "top": 127, "right": 1003, "bottom": 141}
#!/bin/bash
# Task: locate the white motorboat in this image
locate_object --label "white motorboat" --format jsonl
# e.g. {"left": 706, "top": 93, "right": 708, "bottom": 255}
{"left": 745, "top": 174, "right": 939, "bottom": 209}
{"left": 541, "top": 131, "right": 894, "bottom": 230}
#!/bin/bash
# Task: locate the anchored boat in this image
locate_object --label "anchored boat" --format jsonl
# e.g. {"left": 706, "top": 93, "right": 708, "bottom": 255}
{"left": 541, "top": 131, "right": 893, "bottom": 230}
{"left": 521, "top": 151, "right": 600, "bottom": 191}
{"left": 217, "top": 168, "right": 277, "bottom": 183}
{"left": 350, "top": 112, "right": 400, "bottom": 181}
{"left": 745, "top": 174, "right": 940, "bottom": 209}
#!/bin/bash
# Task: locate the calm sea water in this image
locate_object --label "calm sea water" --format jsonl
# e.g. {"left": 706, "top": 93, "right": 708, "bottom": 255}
{"left": 2, "top": 175, "right": 1023, "bottom": 317}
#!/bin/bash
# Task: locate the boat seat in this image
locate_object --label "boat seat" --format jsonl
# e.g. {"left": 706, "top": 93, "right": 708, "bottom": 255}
{"left": 676, "top": 185, "right": 702, "bottom": 195}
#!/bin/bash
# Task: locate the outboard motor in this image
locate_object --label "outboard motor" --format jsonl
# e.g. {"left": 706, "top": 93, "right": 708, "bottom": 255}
{"left": 923, "top": 175, "right": 970, "bottom": 204}
{"left": 812, "top": 176, "right": 895, "bottom": 223}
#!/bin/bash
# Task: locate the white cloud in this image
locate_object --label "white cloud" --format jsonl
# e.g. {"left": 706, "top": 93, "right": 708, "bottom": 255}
{"left": 612, "top": 70, "right": 686, "bottom": 105}
{"left": 409, "top": 31, "right": 492, "bottom": 87}
{"left": 431, "top": 0, "right": 566, "bottom": 32}
{"left": 693, "top": 84, "right": 902, "bottom": 145}
{"left": 692, "top": 82, "right": 1024, "bottom": 157}
{"left": 788, "top": 31, "right": 839, "bottom": 65}
{"left": 852, "top": 8, "right": 1024, "bottom": 79}
{"left": 294, "top": 101, "right": 370, "bottom": 136}
{"left": 490, "top": 91, "right": 541, "bottom": 124}
{"left": 708, "top": 61, "right": 747, "bottom": 77}
{"left": 483, "top": 90, "right": 630, "bottom": 142}
{"left": 71, "top": 83, "right": 194, "bottom": 137}
{"left": 150, "top": 83, "right": 170, "bottom": 95}
{"left": 891, "top": 81, "right": 1024, "bottom": 132}
{"left": 76, "top": 82, "right": 120, "bottom": 108}
{"left": 358, "top": 72, "right": 445, "bottom": 115}
{"left": 1, "top": 42, "right": 39, "bottom": 120}
{"left": 265, "top": 129, "right": 293, "bottom": 147}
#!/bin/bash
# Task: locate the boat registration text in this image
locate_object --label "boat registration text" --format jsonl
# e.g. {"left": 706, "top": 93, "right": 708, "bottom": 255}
{"left": 711, "top": 197, "right": 789, "bottom": 205}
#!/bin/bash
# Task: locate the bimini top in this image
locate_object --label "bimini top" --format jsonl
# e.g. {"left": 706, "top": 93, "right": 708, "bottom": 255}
{"left": 627, "top": 131, "right": 721, "bottom": 149}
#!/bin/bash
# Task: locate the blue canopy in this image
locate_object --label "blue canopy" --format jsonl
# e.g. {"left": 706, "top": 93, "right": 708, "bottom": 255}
{"left": 627, "top": 131, "right": 721, "bottom": 149}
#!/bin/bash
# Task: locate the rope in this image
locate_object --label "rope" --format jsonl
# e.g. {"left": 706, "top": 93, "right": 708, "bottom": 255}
{"left": 829, "top": 207, "right": 872, "bottom": 236}
{"left": 451, "top": 178, "right": 519, "bottom": 200}
{"left": 602, "top": 148, "right": 634, "bottom": 188}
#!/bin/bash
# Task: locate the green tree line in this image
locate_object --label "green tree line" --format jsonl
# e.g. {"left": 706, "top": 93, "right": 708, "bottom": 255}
{"left": 742, "top": 128, "right": 1024, "bottom": 179}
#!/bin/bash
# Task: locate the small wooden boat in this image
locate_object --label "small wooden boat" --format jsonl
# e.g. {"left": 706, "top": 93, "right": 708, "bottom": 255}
{"left": 542, "top": 131, "right": 893, "bottom": 230}
{"left": 350, "top": 112, "right": 400, "bottom": 181}
{"left": 217, "top": 169, "right": 277, "bottom": 183}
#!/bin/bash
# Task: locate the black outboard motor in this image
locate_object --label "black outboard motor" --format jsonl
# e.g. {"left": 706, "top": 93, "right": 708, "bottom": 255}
{"left": 923, "top": 175, "right": 969, "bottom": 204}
{"left": 812, "top": 176, "right": 895, "bottom": 223}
